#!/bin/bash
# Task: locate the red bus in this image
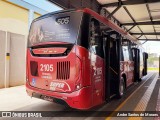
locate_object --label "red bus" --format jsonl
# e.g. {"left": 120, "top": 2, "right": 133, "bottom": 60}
{"left": 26, "top": 8, "right": 148, "bottom": 109}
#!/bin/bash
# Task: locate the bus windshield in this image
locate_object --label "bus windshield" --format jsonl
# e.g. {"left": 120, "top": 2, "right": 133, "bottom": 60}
{"left": 28, "top": 11, "right": 83, "bottom": 47}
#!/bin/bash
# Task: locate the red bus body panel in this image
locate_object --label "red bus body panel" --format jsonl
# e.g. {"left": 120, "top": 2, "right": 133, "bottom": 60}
{"left": 120, "top": 61, "right": 134, "bottom": 87}
{"left": 26, "top": 44, "right": 104, "bottom": 109}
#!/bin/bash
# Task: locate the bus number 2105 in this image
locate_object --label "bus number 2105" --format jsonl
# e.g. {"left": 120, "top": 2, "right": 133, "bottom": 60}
{"left": 40, "top": 64, "right": 53, "bottom": 72}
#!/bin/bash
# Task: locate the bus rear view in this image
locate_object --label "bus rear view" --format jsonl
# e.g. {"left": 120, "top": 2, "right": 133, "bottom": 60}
{"left": 26, "top": 8, "right": 147, "bottom": 110}
{"left": 26, "top": 10, "right": 93, "bottom": 109}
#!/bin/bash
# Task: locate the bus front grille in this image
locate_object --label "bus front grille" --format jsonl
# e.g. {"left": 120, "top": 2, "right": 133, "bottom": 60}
{"left": 57, "top": 61, "right": 70, "bottom": 80}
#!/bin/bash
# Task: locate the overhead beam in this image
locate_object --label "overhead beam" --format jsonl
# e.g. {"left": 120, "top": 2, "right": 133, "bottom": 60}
{"left": 102, "top": 8, "right": 122, "bottom": 27}
{"left": 127, "top": 25, "right": 136, "bottom": 32}
{"left": 107, "top": 0, "right": 122, "bottom": 18}
{"left": 123, "top": 6, "right": 148, "bottom": 39}
{"left": 139, "top": 39, "right": 160, "bottom": 41}
{"left": 131, "top": 32, "right": 160, "bottom": 35}
{"left": 146, "top": 3, "right": 158, "bottom": 39}
{"left": 102, "top": 0, "right": 160, "bottom": 7}
{"left": 48, "top": 0, "right": 70, "bottom": 9}
{"left": 48, "top": 0, "right": 100, "bottom": 12}
{"left": 100, "top": 6, "right": 129, "bottom": 34}
{"left": 142, "top": 40, "right": 148, "bottom": 44}
{"left": 107, "top": 5, "right": 121, "bottom": 18}
{"left": 137, "top": 35, "right": 143, "bottom": 39}
{"left": 122, "top": 21, "right": 160, "bottom": 26}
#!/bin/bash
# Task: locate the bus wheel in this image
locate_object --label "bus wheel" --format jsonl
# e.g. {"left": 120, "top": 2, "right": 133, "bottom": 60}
{"left": 138, "top": 78, "right": 142, "bottom": 82}
{"left": 117, "top": 77, "right": 125, "bottom": 98}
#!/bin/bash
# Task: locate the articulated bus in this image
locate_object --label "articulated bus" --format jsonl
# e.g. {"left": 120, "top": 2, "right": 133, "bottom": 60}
{"left": 26, "top": 8, "right": 148, "bottom": 109}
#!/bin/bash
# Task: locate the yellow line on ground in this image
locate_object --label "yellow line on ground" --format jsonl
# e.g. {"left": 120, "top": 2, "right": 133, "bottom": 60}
{"left": 105, "top": 73, "right": 154, "bottom": 120}
{"left": 128, "top": 74, "right": 158, "bottom": 120}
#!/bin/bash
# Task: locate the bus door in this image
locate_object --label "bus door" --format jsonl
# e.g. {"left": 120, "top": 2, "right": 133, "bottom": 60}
{"left": 89, "top": 18, "right": 104, "bottom": 106}
{"left": 103, "top": 33, "right": 120, "bottom": 101}
{"left": 132, "top": 48, "right": 140, "bottom": 82}
{"left": 139, "top": 49, "right": 144, "bottom": 79}
{"left": 143, "top": 52, "right": 148, "bottom": 76}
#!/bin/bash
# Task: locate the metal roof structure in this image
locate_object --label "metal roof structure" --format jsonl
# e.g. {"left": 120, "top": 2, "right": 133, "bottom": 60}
{"left": 48, "top": 0, "right": 160, "bottom": 42}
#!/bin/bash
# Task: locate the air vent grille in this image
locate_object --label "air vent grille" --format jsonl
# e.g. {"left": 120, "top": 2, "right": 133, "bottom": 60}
{"left": 57, "top": 61, "right": 70, "bottom": 80}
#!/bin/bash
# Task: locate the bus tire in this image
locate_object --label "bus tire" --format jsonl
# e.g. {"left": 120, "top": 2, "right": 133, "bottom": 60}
{"left": 117, "top": 77, "right": 125, "bottom": 98}
{"left": 138, "top": 78, "right": 142, "bottom": 82}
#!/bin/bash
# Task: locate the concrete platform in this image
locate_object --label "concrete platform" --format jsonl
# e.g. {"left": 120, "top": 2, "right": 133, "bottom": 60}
{"left": 0, "top": 85, "right": 66, "bottom": 111}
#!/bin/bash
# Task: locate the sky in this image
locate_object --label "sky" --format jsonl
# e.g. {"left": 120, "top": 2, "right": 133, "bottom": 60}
{"left": 142, "top": 41, "right": 160, "bottom": 56}
{"left": 22, "top": 0, "right": 62, "bottom": 12}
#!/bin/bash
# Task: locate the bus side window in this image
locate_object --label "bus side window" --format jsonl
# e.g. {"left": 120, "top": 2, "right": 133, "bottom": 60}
{"left": 122, "top": 41, "right": 133, "bottom": 61}
{"left": 139, "top": 49, "right": 143, "bottom": 66}
{"left": 121, "top": 47, "right": 124, "bottom": 61}
{"left": 128, "top": 42, "right": 133, "bottom": 61}
{"left": 122, "top": 46, "right": 130, "bottom": 61}
{"left": 89, "top": 18, "right": 103, "bottom": 58}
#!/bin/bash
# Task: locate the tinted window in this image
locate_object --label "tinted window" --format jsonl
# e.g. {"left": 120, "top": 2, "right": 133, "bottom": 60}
{"left": 122, "top": 46, "right": 130, "bottom": 61}
{"left": 89, "top": 18, "right": 103, "bottom": 58}
{"left": 122, "top": 40, "right": 133, "bottom": 61}
{"left": 139, "top": 49, "right": 144, "bottom": 66}
{"left": 28, "top": 11, "right": 83, "bottom": 47}
{"left": 77, "top": 13, "right": 90, "bottom": 49}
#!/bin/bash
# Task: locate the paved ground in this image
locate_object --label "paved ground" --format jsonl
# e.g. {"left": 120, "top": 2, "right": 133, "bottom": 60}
{"left": 0, "top": 85, "right": 66, "bottom": 111}
{"left": 0, "top": 72, "right": 159, "bottom": 120}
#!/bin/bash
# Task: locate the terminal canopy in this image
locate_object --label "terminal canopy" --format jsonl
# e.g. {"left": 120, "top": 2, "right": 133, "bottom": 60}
{"left": 48, "top": 0, "right": 160, "bottom": 42}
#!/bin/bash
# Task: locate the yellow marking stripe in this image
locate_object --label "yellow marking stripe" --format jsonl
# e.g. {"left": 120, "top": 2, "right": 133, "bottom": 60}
{"left": 105, "top": 73, "right": 153, "bottom": 120}
{"left": 128, "top": 74, "right": 158, "bottom": 120}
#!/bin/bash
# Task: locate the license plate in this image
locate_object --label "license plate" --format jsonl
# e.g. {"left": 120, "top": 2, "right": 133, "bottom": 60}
{"left": 42, "top": 96, "right": 53, "bottom": 102}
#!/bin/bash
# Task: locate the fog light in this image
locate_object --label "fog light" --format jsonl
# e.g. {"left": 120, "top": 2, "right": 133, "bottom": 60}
{"left": 76, "top": 84, "right": 81, "bottom": 90}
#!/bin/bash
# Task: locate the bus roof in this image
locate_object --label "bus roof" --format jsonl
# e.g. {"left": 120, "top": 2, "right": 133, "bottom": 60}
{"left": 80, "top": 8, "right": 140, "bottom": 45}
{"left": 33, "top": 8, "right": 140, "bottom": 45}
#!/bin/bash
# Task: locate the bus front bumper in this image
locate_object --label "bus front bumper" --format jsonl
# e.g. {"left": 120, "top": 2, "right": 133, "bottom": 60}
{"left": 26, "top": 82, "right": 92, "bottom": 110}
